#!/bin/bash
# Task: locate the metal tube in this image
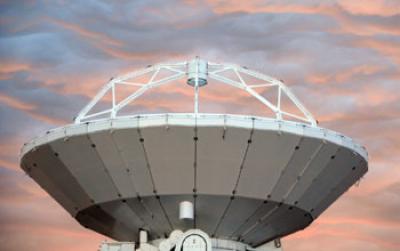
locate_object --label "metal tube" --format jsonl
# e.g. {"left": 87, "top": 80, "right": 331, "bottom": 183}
{"left": 179, "top": 201, "right": 194, "bottom": 220}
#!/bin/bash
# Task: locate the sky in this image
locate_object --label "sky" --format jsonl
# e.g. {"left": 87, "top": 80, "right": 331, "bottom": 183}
{"left": 0, "top": 0, "right": 399, "bottom": 250}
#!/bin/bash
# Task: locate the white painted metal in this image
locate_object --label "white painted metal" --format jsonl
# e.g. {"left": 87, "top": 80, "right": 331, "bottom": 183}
{"left": 250, "top": 240, "right": 282, "bottom": 251}
{"left": 100, "top": 231, "right": 281, "bottom": 251}
{"left": 187, "top": 58, "right": 208, "bottom": 87}
{"left": 20, "top": 58, "right": 368, "bottom": 250}
{"left": 157, "top": 230, "right": 185, "bottom": 251}
{"left": 140, "top": 230, "right": 149, "bottom": 244}
{"left": 74, "top": 59, "right": 316, "bottom": 126}
{"left": 20, "top": 113, "right": 367, "bottom": 245}
{"left": 22, "top": 114, "right": 367, "bottom": 174}
{"left": 179, "top": 201, "right": 194, "bottom": 220}
{"left": 100, "top": 241, "right": 135, "bottom": 251}
{"left": 175, "top": 229, "right": 212, "bottom": 251}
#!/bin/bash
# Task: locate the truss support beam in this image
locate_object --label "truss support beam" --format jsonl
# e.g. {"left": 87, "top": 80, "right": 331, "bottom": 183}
{"left": 74, "top": 58, "right": 317, "bottom": 126}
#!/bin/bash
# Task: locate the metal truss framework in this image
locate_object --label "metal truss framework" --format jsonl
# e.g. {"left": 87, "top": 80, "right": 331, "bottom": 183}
{"left": 75, "top": 59, "right": 317, "bottom": 126}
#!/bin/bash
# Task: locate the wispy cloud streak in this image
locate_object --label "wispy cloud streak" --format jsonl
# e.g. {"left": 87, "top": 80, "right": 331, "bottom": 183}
{"left": 0, "top": 1, "right": 399, "bottom": 251}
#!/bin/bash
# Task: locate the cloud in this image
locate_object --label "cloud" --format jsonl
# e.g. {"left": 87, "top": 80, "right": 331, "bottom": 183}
{"left": 0, "top": 93, "right": 68, "bottom": 125}
{"left": 0, "top": 1, "right": 399, "bottom": 251}
{"left": 50, "top": 19, "right": 123, "bottom": 47}
{"left": 352, "top": 38, "right": 400, "bottom": 65}
{"left": 0, "top": 93, "right": 35, "bottom": 111}
{"left": 285, "top": 180, "right": 400, "bottom": 251}
{"left": 0, "top": 61, "right": 31, "bottom": 80}
{"left": 337, "top": 0, "right": 400, "bottom": 16}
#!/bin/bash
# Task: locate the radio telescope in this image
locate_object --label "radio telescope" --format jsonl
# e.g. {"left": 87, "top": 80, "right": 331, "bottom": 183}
{"left": 20, "top": 58, "right": 368, "bottom": 251}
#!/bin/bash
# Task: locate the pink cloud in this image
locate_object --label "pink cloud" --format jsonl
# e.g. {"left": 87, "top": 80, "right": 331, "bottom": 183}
{"left": 307, "top": 65, "right": 384, "bottom": 85}
{"left": 207, "top": 1, "right": 400, "bottom": 38}
{"left": 0, "top": 93, "right": 67, "bottom": 125}
{"left": 0, "top": 61, "right": 31, "bottom": 80}
{"left": 50, "top": 19, "right": 123, "bottom": 47}
{"left": 337, "top": 0, "right": 400, "bottom": 17}
{"left": 1, "top": 1, "right": 399, "bottom": 251}
{"left": 0, "top": 93, "right": 35, "bottom": 111}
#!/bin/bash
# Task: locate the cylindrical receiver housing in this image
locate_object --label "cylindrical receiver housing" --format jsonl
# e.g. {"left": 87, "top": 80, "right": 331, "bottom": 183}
{"left": 179, "top": 201, "right": 194, "bottom": 220}
{"left": 187, "top": 58, "right": 208, "bottom": 87}
{"left": 139, "top": 229, "right": 148, "bottom": 243}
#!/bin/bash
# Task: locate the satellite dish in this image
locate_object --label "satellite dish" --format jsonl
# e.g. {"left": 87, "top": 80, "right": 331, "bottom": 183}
{"left": 20, "top": 58, "right": 368, "bottom": 250}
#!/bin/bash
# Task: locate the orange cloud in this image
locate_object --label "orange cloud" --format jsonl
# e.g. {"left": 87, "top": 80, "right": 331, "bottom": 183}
{"left": 285, "top": 205, "right": 400, "bottom": 250}
{"left": 333, "top": 19, "right": 400, "bottom": 37}
{"left": 29, "top": 112, "right": 69, "bottom": 125}
{"left": 207, "top": 0, "right": 400, "bottom": 17}
{"left": 0, "top": 62, "right": 31, "bottom": 74}
{"left": 337, "top": 0, "right": 400, "bottom": 17}
{"left": 353, "top": 38, "right": 400, "bottom": 66}
{"left": 49, "top": 18, "right": 177, "bottom": 62}
{"left": 307, "top": 65, "right": 383, "bottom": 85}
{"left": 329, "top": 11, "right": 400, "bottom": 37}
{"left": 317, "top": 216, "right": 400, "bottom": 229}
{"left": 0, "top": 93, "right": 67, "bottom": 125}
{"left": 207, "top": 1, "right": 400, "bottom": 38}
{"left": 50, "top": 19, "right": 123, "bottom": 47}
{"left": 0, "top": 93, "right": 36, "bottom": 111}
{"left": 0, "top": 222, "right": 106, "bottom": 251}
{"left": 0, "top": 158, "right": 18, "bottom": 170}
{"left": 286, "top": 226, "right": 400, "bottom": 250}
{"left": 0, "top": 61, "right": 31, "bottom": 80}
{"left": 1, "top": 2, "right": 399, "bottom": 251}
{"left": 356, "top": 87, "right": 398, "bottom": 106}
{"left": 206, "top": 1, "right": 327, "bottom": 15}
{"left": 355, "top": 162, "right": 400, "bottom": 195}
{"left": 97, "top": 45, "right": 161, "bottom": 61}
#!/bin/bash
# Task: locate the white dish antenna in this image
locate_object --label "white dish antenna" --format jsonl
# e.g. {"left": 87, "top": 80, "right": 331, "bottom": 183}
{"left": 20, "top": 57, "right": 368, "bottom": 250}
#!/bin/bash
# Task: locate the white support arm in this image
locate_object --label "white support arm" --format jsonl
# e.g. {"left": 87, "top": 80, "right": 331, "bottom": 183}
{"left": 74, "top": 59, "right": 317, "bottom": 126}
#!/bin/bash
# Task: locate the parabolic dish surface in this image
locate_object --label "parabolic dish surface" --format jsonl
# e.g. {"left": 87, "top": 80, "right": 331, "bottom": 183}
{"left": 20, "top": 114, "right": 368, "bottom": 246}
